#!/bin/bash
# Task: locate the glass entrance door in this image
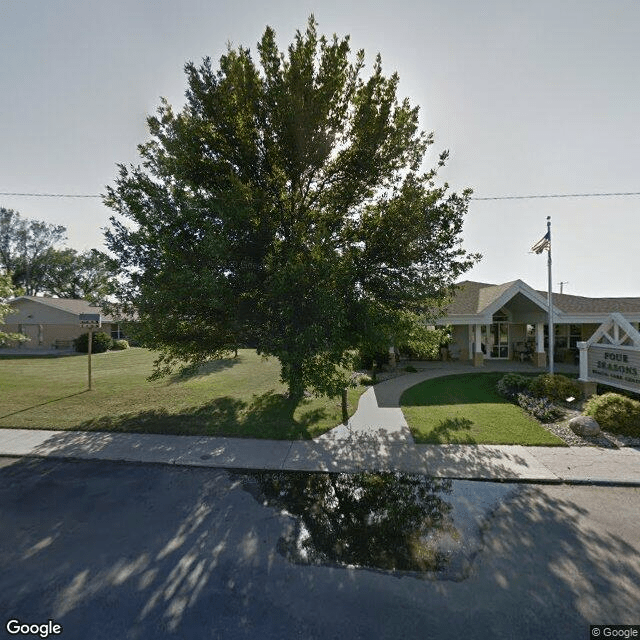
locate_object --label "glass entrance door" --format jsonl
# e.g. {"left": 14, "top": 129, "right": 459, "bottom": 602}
{"left": 491, "top": 322, "right": 509, "bottom": 359}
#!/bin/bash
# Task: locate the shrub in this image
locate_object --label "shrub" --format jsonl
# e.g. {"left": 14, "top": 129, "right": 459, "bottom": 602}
{"left": 516, "top": 392, "right": 565, "bottom": 423}
{"left": 529, "top": 374, "right": 581, "bottom": 403}
{"left": 496, "top": 373, "right": 532, "bottom": 400}
{"left": 356, "top": 349, "right": 389, "bottom": 370}
{"left": 404, "top": 365, "right": 418, "bottom": 373}
{"left": 358, "top": 375, "right": 375, "bottom": 386}
{"left": 584, "top": 393, "right": 640, "bottom": 437}
{"left": 397, "top": 327, "right": 446, "bottom": 361}
{"left": 595, "top": 383, "right": 640, "bottom": 403}
{"left": 111, "top": 339, "right": 129, "bottom": 350}
{"left": 74, "top": 332, "right": 113, "bottom": 354}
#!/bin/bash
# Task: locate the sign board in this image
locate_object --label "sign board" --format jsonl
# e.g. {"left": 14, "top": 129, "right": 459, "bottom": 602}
{"left": 79, "top": 313, "right": 101, "bottom": 328}
{"left": 585, "top": 345, "right": 640, "bottom": 393}
{"left": 578, "top": 313, "right": 640, "bottom": 394}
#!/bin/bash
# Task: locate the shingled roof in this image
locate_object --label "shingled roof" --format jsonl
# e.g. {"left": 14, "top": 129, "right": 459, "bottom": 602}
{"left": 539, "top": 290, "right": 640, "bottom": 314}
{"left": 10, "top": 297, "right": 120, "bottom": 322}
{"left": 445, "top": 281, "right": 640, "bottom": 316}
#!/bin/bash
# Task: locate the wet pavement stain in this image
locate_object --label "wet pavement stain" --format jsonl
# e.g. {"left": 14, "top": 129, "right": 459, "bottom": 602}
{"left": 237, "top": 470, "right": 520, "bottom": 580}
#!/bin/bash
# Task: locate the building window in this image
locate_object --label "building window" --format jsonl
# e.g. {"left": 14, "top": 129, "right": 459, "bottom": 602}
{"left": 569, "top": 325, "right": 581, "bottom": 349}
{"left": 110, "top": 324, "right": 127, "bottom": 340}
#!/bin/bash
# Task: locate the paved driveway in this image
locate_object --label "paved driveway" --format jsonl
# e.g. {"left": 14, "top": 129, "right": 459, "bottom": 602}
{"left": 1, "top": 457, "right": 638, "bottom": 640}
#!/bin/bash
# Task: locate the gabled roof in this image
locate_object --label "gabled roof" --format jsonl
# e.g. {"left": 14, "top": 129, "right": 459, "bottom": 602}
{"left": 440, "top": 280, "right": 640, "bottom": 323}
{"left": 10, "top": 296, "right": 119, "bottom": 322}
{"left": 445, "top": 280, "right": 551, "bottom": 316}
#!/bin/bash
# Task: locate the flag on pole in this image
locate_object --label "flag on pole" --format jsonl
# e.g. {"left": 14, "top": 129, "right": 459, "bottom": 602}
{"left": 530, "top": 231, "right": 551, "bottom": 254}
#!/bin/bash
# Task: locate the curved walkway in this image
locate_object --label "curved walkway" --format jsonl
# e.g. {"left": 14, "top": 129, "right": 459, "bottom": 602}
{"left": 316, "top": 362, "right": 478, "bottom": 446}
{"left": 316, "top": 359, "right": 578, "bottom": 446}
{"left": 0, "top": 360, "right": 639, "bottom": 484}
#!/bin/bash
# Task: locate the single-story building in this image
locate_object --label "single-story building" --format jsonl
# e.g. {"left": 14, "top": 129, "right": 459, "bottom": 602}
{"left": 437, "top": 279, "right": 640, "bottom": 367}
{"left": 1, "top": 296, "right": 128, "bottom": 350}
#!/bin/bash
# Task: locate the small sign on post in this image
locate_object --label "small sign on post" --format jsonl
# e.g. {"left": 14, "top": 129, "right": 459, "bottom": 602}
{"left": 79, "top": 314, "right": 101, "bottom": 390}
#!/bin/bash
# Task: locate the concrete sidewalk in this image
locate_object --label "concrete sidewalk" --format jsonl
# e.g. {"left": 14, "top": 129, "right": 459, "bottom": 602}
{"left": 1, "top": 427, "right": 639, "bottom": 485}
{"left": 1, "top": 360, "right": 638, "bottom": 485}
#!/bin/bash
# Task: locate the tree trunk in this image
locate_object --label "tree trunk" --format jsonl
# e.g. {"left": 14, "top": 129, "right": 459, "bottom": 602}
{"left": 283, "top": 359, "right": 305, "bottom": 416}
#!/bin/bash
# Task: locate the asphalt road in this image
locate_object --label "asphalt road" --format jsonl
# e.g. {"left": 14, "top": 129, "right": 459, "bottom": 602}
{"left": 0, "top": 457, "right": 638, "bottom": 640}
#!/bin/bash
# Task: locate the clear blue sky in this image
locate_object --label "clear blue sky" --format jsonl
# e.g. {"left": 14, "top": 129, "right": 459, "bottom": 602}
{"left": 1, "top": 0, "right": 638, "bottom": 296}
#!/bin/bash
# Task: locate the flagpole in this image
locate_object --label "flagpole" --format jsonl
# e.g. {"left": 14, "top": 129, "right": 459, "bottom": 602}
{"left": 547, "top": 216, "right": 554, "bottom": 375}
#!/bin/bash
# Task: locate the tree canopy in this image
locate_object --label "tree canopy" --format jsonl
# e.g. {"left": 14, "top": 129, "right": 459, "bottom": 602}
{"left": 0, "top": 207, "right": 66, "bottom": 295}
{"left": 105, "top": 17, "right": 479, "bottom": 404}
{"left": 0, "top": 207, "right": 116, "bottom": 302}
{"left": 0, "top": 273, "right": 27, "bottom": 346}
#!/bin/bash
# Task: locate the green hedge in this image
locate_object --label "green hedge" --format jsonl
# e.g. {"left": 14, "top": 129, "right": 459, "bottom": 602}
{"left": 529, "top": 374, "right": 581, "bottom": 403}
{"left": 74, "top": 332, "right": 113, "bottom": 354}
{"left": 584, "top": 393, "right": 640, "bottom": 437}
{"left": 496, "top": 373, "right": 532, "bottom": 400}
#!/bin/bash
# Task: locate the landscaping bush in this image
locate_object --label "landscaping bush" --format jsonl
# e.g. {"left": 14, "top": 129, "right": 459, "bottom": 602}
{"left": 496, "top": 373, "right": 532, "bottom": 400}
{"left": 529, "top": 374, "right": 581, "bottom": 403}
{"left": 74, "top": 332, "right": 113, "bottom": 354}
{"left": 397, "top": 326, "right": 446, "bottom": 361}
{"left": 111, "top": 339, "right": 129, "bottom": 350}
{"left": 584, "top": 393, "right": 640, "bottom": 437}
{"left": 356, "top": 349, "right": 389, "bottom": 370}
{"left": 595, "top": 383, "right": 640, "bottom": 402}
{"left": 516, "top": 392, "right": 565, "bottom": 423}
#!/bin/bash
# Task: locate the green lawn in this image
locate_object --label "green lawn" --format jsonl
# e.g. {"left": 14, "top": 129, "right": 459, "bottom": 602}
{"left": 0, "top": 348, "right": 367, "bottom": 440}
{"left": 400, "top": 373, "right": 566, "bottom": 446}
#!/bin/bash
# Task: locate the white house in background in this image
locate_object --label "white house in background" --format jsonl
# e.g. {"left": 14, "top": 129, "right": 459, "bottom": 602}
{"left": 1, "top": 297, "right": 128, "bottom": 350}
{"left": 436, "top": 280, "right": 640, "bottom": 367}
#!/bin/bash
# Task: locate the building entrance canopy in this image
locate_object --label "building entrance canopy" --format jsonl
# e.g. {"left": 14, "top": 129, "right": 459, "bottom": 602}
{"left": 436, "top": 280, "right": 640, "bottom": 367}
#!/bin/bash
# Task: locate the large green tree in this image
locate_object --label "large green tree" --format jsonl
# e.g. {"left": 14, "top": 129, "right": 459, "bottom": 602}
{"left": 41, "top": 248, "right": 118, "bottom": 303}
{"left": 0, "top": 272, "right": 27, "bottom": 346}
{"left": 105, "top": 17, "right": 479, "bottom": 405}
{"left": 0, "top": 207, "right": 116, "bottom": 302}
{"left": 0, "top": 207, "right": 66, "bottom": 295}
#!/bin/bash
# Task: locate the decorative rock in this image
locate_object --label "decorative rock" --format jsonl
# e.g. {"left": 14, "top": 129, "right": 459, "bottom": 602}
{"left": 568, "top": 415, "right": 601, "bottom": 437}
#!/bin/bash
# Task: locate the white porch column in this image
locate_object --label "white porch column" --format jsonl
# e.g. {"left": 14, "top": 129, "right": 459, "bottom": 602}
{"left": 473, "top": 324, "right": 484, "bottom": 366}
{"left": 534, "top": 322, "right": 546, "bottom": 368}
{"left": 577, "top": 341, "right": 588, "bottom": 381}
{"left": 577, "top": 340, "right": 597, "bottom": 397}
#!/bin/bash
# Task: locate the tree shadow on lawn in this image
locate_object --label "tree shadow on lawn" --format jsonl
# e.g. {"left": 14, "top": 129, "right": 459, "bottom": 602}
{"left": 423, "top": 417, "right": 477, "bottom": 445}
{"left": 0, "top": 391, "right": 90, "bottom": 420}
{"left": 77, "top": 391, "right": 329, "bottom": 440}
{"left": 167, "top": 356, "right": 243, "bottom": 383}
{"left": 400, "top": 373, "right": 515, "bottom": 407}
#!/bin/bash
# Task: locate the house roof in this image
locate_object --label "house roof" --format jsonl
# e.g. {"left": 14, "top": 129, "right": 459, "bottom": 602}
{"left": 545, "top": 290, "right": 640, "bottom": 314}
{"left": 10, "top": 296, "right": 120, "bottom": 322}
{"left": 442, "top": 280, "right": 640, "bottom": 320}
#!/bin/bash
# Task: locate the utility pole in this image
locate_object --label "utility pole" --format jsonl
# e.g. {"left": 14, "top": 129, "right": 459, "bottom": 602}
{"left": 547, "top": 217, "right": 554, "bottom": 375}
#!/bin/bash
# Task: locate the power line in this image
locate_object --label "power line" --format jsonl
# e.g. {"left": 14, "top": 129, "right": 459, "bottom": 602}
{"left": 472, "top": 191, "right": 640, "bottom": 201}
{"left": 0, "top": 192, "right": 101, "bottom": 198}
{"left": 1, "top": 190, "right": 640, "bottom": 200}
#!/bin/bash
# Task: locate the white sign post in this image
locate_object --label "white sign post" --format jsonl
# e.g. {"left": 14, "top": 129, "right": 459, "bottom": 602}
{"left": 578, "top": 313, "right": 640, "bottom": 396}
{"left": 79, "top": 313, "right": 101, "bottom": 390}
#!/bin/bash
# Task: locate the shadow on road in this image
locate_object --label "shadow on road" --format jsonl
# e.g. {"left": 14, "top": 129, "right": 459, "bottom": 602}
{"left": 0, "top": 458, "right": 638, "bottom": 639}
